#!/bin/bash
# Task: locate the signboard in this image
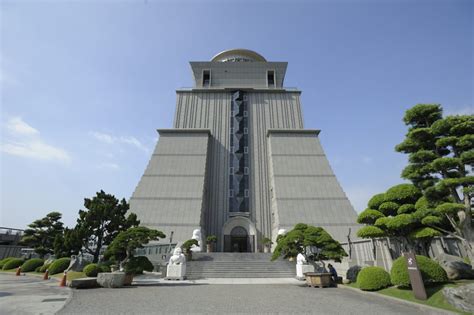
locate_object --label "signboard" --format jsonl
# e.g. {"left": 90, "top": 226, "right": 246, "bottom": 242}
{"left": 405, "top": 252, "right": 427, "bottom": 300}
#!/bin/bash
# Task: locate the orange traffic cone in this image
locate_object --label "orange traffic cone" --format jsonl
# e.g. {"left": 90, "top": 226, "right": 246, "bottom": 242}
{"left": 15, "top": 267, "right": 21, "bottom": 276}
{"left": 59, "top": 271, "right": 67, "bottom": 287}
{"left": 43, "top": 269, "right": 49, "bottom": 280}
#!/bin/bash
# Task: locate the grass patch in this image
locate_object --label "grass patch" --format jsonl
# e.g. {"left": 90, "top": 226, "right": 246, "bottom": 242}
{"left": 378, "top": 280, "right": 474, "bottom": 315}
{"left": 1, "top": 269, "right": 86, "bottom": 282}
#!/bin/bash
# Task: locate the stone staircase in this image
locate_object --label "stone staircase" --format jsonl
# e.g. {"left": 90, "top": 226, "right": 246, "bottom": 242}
{"left": 186, "top": 253, "right": 296, "bottom": 279}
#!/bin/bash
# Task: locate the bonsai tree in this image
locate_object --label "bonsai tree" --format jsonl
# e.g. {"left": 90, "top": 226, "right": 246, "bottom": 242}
{"left": 105, "top": 226, "right": 165, "bottom": 271}
{"left": 21, "top": 212, "right": 65, "bottom": 258}
{"left": 181, "top": 239, "right": 199, "bottom": 260}
{"left": 206, "top": 235, "right": 217, "bottom": 253}
{"left": 262, "top": 237, "right": 273, "bottom": 253}
{"left": 271, "top": 223, "right": 347, "bottom": 268}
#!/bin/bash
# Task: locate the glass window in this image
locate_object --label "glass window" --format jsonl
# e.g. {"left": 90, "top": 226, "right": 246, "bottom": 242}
{"left": 244, "top": 127, "right": 248, "bottom": 134}
{"left": 244, "top": 167, "right": 249, "bottom": 175}
{"left": 229, "top": 189, "right": 234, "bottom": 197}
{"left": 244, "top": 111, "right": 248, "bottom": 117}
{"left": 244, "top": 146, "right": 248, "bottom": 154}
{"left": 203, "top": 70, "right": 211, "bottom": 87}
{"left": 267, "top": 70, "right": 275, "bottom": 87}
{"left": 244, "top": 189, "right": 249, "bottom": 197}
{"left": 230, "top": 167, "right": 234, "bottom": 174}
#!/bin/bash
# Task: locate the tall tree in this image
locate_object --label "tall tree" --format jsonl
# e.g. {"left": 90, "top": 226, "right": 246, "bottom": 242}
{"left": 21, "top": 212, "right": 64, "bottom": 258}
{"left": 76, "top": 190, "right": 140, "bottom": 262}
{"left": 395, "top": 104, "right": 473, "bottom": 260}
{"left": 53, "top": 227, "right": 83, "bottom": 258}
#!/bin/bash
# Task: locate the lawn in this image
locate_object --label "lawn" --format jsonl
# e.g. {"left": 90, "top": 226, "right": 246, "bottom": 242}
{"left": 378, "top": 281, "right": 473, "bottom": 315}
{"left": 1, "top": 269, "right": 86, "bottom": 282}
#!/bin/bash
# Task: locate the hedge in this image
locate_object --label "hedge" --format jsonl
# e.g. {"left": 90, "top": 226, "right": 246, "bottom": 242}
{"left": 357, "top": 266, "right": 391, "bottom": 291}
{"left": 21, "top": 258, "right": 44, "bottom": 272}
{"left": 40, "top": 263, "right": 51, "bottom": 273}
{"left": 84, "top": 264, "right": 100, "bottom": 277}
{"left": 391, "top": 255, "right": 447, "bottom": 287}
{"left": 0, "top": 257, "right": 15, "bottom": 269}
{"left": 2, "top": 258, "right": 24, "bottom": 270}
{"left": 48, "top": 258, "right": 71, "bottom": 275}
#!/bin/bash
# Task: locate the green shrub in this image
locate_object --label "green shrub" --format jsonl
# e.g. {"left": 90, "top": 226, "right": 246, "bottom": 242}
{"left": 357, "top": 266, "right": 391, "bottom": 291}
{"left": 357, "top": 209, "right": 385, "bottom": 225}
{"left": 40, "top": 263, "right": 51, "bottom": 273}
{"left": 0, "top": 257, "right": 15, "bottom": 269}
{"left": 391, "top": 255, "right": 447, "bottom": 287}
{"left": 124, "top": 256, "right": 154, "bottom": 275}
{"left": 35, "top": 266, "right": 42, "bottom": 272}
{"left": 83, "top": 263, "right": 100, "bottom": 277}
{"left": 2, "top": 258, "right": 24, "bottom": 270}
{"left": 21, "top": 258, "right": 44, "bottom": 272}
{"left": 368, "top": 193, "right": 386, "bottom": 210}
{"left": 378, "top": 202, "right": 400, "bottom": 216}
{"left": 384, "top": 184, "right": 422, "bottom": 204}
{"left": 98, "top": 264, "right": 111, "bottom": 273}
{"left": 397, "top": 204, "right": 416, "bottom": 215}
{"left": 356, "top": 226, "right": 386, "bottom": 238}
{"left": 48, "top": 258, "right": 70, "bottom": 275}
{"left": 386, "top": 214, "right": 414, "bottom": 230}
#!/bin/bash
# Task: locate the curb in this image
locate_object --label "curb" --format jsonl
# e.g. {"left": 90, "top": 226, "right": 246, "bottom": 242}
{"left": 339, "top": 285, "right": 456, "bottom": 315}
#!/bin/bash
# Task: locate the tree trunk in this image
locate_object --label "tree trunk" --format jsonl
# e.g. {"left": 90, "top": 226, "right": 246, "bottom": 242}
{"left": 463, "top": 192, "right": 472, "bottom": 243}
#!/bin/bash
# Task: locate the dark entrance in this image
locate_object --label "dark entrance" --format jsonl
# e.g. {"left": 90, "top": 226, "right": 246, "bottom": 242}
{"left": 224, "top": 226, "right": 254, "bottom": 252}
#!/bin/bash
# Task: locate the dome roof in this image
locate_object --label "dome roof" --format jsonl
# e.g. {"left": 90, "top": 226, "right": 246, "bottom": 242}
{"left": 211, "top": 49, "right": 267, "bottom": 62}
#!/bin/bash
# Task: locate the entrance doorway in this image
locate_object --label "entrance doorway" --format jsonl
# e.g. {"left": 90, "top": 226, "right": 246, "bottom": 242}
{"left": 224, "top": 226, "right": 254, "bottom": 252}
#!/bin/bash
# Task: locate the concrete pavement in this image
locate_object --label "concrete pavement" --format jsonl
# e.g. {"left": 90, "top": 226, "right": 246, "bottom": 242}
{"left": 0, "top": 273, "right": 71, "bottom": 315}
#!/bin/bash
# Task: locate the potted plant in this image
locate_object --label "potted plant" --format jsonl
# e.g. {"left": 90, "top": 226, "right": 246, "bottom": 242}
{"left": 262, "top": 237, "right": 273, "bottom": 253}
{"left": 206, "top": 235, "right": 217, "bottom": 253}
{"left": 181, "top": 239, "right": 198, "bottom": 261}
{"left": 104, "top": 226, "right": 165, "bottom": 285}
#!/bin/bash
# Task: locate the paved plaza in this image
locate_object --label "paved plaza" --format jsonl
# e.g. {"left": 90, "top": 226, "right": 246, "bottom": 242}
{"left": 0, "top": 273, "right": 453, "bottom": 315}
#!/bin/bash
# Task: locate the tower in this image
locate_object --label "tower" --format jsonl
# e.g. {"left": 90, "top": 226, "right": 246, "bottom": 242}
{"left": 130, "top": 49, "right": 360, "bottom": 252}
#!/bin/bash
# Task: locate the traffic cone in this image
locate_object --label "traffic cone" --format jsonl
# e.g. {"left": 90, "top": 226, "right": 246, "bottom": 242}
{"left": 59, "top": 271, "right": 67, "bottom": 287}
{"left": 43, "top": 269, "right": 49, "bottom": 280}
{"left": 15, "top": 267, "right": 21, "bottom": 276}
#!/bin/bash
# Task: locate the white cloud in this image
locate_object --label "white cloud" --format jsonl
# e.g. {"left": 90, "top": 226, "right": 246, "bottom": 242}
{"left": 1, "top": 117, "right": 71, "bottom": 163}
{"left": 444, "top": 106, "right": 474, "bottom": 116}
{"left": 89, "top": 131, "right": 114, "bottom": 144}
{"left": 89, "top": 131, "right": 149, "bottom": 152}
{"left": 6, "top": 117, "right": 39, "bottom": 136}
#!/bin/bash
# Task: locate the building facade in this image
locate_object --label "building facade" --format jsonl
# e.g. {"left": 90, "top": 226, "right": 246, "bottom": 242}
{"left": 130, "top": 49, "right": 360, "bottom": 252}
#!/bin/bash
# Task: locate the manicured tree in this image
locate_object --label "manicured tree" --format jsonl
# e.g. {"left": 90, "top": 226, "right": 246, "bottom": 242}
{"left": 271, "top": 223, "right": 347, "bottom": 264}
{"left": 104, "top": 226, "right": 165, "bottom": 270}
{"left": 75, "top": 190, "right": 140, "bottom": 262}
{"left": 395, "top": 104, "right": 473, "bottom": 261}
{"left": 21, "top": 212, "right": 64, "bottom": 258}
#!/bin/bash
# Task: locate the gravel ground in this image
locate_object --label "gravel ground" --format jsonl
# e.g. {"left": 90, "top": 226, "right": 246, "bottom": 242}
{"left": 59, "top": 283, "right": 444, "bottom": 314}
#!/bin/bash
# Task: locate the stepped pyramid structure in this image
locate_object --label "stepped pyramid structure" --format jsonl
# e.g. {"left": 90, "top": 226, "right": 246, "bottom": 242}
{"left": 130, "top": 49, "right": 360, "bottom": 253}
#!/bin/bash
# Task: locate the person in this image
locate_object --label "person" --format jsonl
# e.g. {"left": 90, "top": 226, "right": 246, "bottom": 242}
{"left": 327, "top": 264, "right": 338, "bottom": 284}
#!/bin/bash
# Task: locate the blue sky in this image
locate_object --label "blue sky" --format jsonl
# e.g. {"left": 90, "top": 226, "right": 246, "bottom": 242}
{"left": 1, "top": 0, "right": 472, "bottom": 229}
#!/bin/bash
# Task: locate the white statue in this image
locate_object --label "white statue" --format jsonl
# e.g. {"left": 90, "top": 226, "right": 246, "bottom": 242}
{"left": 166, "top": 247, "right": 186, "bottom": 280}
{"left": 191, "top": 228, "right": 202, "bottom": 252}
{"left": 169, "top": 247, "right": 186, "bottom": 265}
{"left": 296, "top": 253, "right": 307, "bottom": 265}
{"left": 277, "top": 229, "right": 287, "bottom": 236}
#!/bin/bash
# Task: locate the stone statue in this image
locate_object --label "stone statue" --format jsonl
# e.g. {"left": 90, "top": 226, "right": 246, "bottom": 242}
{"left": 168, "top": 247, "right": 186, "bottom": 265}
{"left": 166, "top": 246, "right": 187, "bottom": 280}
{"left": 66, "top": 254, "right": 89, "bottom": 272}
{"left": 190, "top": 228, "right": 202, "bottom": 252}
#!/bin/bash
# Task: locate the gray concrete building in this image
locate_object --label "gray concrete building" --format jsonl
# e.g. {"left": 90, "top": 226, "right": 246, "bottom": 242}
{"left": 130, "top": 49, "right": 360, "bottom": 252}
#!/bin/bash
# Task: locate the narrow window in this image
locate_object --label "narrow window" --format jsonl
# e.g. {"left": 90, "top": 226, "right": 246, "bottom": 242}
{"left": 244, "top": 189, "right": 249, "bottom": 197}
{"left": 230, "top": 127, "right": 234, "bottom": 134}
{"left": 244, "top": 127, "right": 248, "bottom": 134}
{"left": 267, "top": 70, "right": 275, "bottom": 88}
{"left": 230, "top": 146, "right": 234, "bottom": 153}
{"left": 244, "top": 167, "right": 249, "bottom": 175}
{"left": 230, "top": 167, "right": 234, "bottom": 175}
{"left": 229, "top": 189, "right": 234, "bottom": 197}
{"left": 243, "top": 111, "right": 248, "bottom": 117}
{"left": 203, "top": 70, "right": 211, "bottom": 87}
{"left": 244, "top": 146, "right": 248, "bottom": 154}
